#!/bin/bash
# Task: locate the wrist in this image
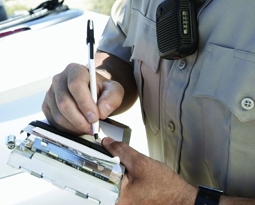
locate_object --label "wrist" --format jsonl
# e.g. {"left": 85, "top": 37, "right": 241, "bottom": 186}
{"left": 185, "top": 184, "right": 197, "bottom": 205}
{"left": 195, "top": 185, "right": 223, "bottom": 205}
{"left": 174, "top": 183, "right": 197, "bottom": 205}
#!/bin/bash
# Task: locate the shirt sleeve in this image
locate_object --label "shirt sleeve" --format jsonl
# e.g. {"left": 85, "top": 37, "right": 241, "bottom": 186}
{"left": 97, "top": 0, "right": 132, "bottom": 64}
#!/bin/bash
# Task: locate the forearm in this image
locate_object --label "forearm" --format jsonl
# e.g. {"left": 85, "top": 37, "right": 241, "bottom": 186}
{"left": 95, "top": 52, "right": 138, "bottom": 115}
{"left": 182, "top": 185, "right": 255, "bottom": 205}
{"left": 220, "top": 195, "right": 255, "bottom": 205}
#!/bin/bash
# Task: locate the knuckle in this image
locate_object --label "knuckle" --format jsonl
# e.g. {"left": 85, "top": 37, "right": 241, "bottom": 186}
{"left": 66, "top": 62, "right": 79, "bottom": 69}
{"left": 57, "top": 97, "right": 70, "bottom": 112}
{"left": 52, "top": 112, "right": 66, "bottom": 127}
{"left": 52, "top": 74, "right": 61, "bottom": 86}
{"left": 42, "top": 89, "right": 54, "bottom": 115}
{"left": 65, "top": 63, "right": 80, "bottom": 73}
{"left": 41, "top": 101, "right": 48, "bottom": 113}
{"left": 68, "top": 76, "right": 82, "bottom": 91}
{"left": 44, "top": 88, "right": 53, "bottom": 100}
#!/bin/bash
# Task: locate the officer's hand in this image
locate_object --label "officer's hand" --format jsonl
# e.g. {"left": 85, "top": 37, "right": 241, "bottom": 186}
{"left": 102, "top": 137, "right": 197, "bottom": 205}
{"left": 42, "top": 63, "right": 124, "bottom": 134}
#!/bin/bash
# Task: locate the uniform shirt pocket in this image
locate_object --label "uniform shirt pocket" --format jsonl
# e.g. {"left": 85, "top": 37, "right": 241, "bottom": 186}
{"left": 193, "top": 43, "right": 255, "bottom": 122}
{"left": 124, "top": 8, "right": 161, "bottom": 135}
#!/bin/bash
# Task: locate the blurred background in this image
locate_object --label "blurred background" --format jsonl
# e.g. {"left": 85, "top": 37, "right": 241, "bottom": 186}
{"left": 2, "top": 0, "right": 115, "bottom": 16}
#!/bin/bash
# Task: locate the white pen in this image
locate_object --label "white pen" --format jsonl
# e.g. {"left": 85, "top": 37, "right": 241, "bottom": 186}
{"left": 87, "top": 19, "right": 99, "bottom": 140}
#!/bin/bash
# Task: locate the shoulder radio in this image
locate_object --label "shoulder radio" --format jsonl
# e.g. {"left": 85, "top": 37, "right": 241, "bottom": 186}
{"left": 156, "top": 0, "right": 198, "bottom": 60}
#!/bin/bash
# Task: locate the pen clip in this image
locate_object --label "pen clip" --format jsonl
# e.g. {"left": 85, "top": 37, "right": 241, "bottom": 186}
{"left": 87, "top": 20, "right": 94, "bottom": 59}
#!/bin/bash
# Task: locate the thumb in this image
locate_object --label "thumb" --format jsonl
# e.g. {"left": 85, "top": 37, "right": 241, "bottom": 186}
{"left": 102, "top": 137, "right": 141, "bottom": 172}
{"left": 97, "top": 80, "right": 124, "bottom": 119}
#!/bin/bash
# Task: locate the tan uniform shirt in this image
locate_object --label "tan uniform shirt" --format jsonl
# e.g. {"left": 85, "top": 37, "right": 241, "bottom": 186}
{"left": 98, "top": 0, "right": 255, "bottom": 197}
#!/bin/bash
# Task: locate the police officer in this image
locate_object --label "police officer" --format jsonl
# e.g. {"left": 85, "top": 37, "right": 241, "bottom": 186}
{"left": 42, "top": 0, "right": 255, "bottom": 204}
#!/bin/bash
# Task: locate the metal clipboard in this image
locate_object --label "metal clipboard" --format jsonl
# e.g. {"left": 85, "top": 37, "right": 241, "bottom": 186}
{"left": 5, "top": 119, "right": 131, "bottom": 205}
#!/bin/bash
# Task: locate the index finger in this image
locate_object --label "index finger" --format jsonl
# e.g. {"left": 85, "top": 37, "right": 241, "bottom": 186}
{"left": 67, "top": 63, "right": 99, "bottom": 124}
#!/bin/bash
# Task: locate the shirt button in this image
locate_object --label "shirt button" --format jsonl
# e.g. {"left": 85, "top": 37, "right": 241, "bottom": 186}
{"left": 168, "top": 121, "right": 175, "bottom": 132}
{"left": 178, "top": 59, "right": 186, "bottom": 70}
{"left": 241, "top": 98, "right": 254, "bottom": 110}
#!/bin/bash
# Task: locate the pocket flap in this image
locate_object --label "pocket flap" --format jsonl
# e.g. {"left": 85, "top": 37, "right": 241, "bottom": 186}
{"left": 193, "top": 43, "right": 255, "bottom": 122}
{"left": 123, "top": 9, "right": 160, "bottom": 73}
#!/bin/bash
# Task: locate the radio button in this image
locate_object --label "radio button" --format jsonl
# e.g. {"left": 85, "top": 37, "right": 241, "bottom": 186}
{"left": 178, "top": 59, "right": 186, "bottom": 70}
{"left": 168, "top": 121, "right": 175, "bottom": 132}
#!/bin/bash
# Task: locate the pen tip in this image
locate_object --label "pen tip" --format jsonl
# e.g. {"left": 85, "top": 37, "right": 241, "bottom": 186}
{"left": 94, "top": 133, "right": 98, "bottom": 140}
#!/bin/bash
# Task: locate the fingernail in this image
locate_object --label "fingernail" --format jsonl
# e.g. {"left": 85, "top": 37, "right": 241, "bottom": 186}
{"left": 102, "top": 137, "right": 114, "bottom": 146}
{"left": 103, "top": 104, "right": 113, "bottom": 117}
{"left": 85, "top": 111, "right": 96, "bottom": 123}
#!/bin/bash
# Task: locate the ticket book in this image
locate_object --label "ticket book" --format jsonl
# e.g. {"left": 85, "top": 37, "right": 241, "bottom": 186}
{"left": 5, "top": 119, "right": 131, "bottom": 205}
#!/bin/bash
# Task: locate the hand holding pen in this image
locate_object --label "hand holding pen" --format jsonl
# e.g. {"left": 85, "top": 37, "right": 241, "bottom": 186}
{"left": 87, "top": 19, "right": 99, "bottom": 140}
{"left": 42, "top": 21, "right": 126, "bottom": 136}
